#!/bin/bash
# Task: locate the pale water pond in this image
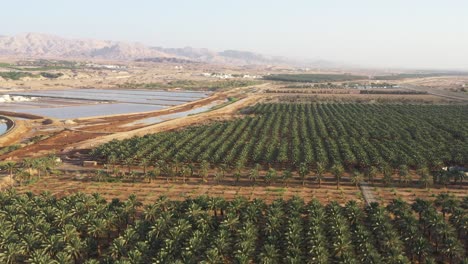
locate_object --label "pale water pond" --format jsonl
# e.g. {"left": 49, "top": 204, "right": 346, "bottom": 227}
{"left": 0, "top": 89, "right": 211, "bottom": 119}
{"left": 122, "top": 100, "right": 225, "bottom": 126}
{"left": 0, "top": 123, "right": 7, "bottom": 136}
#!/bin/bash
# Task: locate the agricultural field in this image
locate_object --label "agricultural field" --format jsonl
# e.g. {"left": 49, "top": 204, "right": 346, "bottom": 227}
{"left": 263, "top": 74, "right": 366, "bottom": 83}
{"left": 116, "top": 79, "right": 261, "bottom": 91}
{"left": 92, "top": 103, "right": 468, "bottom": 185}
{"left": 0, "top": 191, "right": 465, "bottom": 263}
{"left": 373, "top": 72, "right": 468, "bottom": 80}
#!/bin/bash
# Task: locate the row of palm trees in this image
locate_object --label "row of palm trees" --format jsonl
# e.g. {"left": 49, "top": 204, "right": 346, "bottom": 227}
{"left": 0, "top": 191, "right": 465, "bottom": 263}
{"left": 95, "top": 157, "right": 465, "bottom": 190}
{"left": 0, "top": 155, "right": 60, "bottom": 186}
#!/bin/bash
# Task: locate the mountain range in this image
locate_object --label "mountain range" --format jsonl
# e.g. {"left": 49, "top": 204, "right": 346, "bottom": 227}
{"left": 0, "top": 33, "right": 325, "bottom": 66}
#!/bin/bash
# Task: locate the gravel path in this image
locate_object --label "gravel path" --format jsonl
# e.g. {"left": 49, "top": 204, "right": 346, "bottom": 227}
{"left": 360, "top": 182, "right": 377, "bottom": 205}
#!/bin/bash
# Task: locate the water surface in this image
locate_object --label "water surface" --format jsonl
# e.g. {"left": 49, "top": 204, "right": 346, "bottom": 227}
{"left": 2, "top": 88, "right": 210, "bottom": 119}
{"left": 123, "top": 100, "right": 224, "bottom": 126}
{"left": 0, "top": 123, "right": 8, "bottom": 136}
{"left": 19, "top": 103, "right": 166, "bottom": 119}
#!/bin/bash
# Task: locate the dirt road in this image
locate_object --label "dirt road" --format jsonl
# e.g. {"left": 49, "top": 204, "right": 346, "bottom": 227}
{"left": 359, "top": 182, "right": 377, "bottom": 205}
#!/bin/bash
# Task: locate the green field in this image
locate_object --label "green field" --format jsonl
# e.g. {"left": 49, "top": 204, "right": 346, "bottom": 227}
{"left": 117, "top": 79, "right": 261, "bottom": 91}
{"left": 373, "top": 72, "right": 468, "bottom": 80}
{"left": 0, "top": 71, "right": 63, "bottom": 80}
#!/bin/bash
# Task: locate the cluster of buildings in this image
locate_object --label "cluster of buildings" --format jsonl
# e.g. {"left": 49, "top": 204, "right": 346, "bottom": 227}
{"left": 200, "top": 72, "right": 260, "bottom": 79}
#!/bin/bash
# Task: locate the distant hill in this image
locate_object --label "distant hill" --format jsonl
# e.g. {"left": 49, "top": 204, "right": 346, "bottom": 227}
{"left": 151, "top": 46, "right": 294, "bottom": 65}
{"left": 0, "top": 32, "right": 336, "bottom": 67}
{"left": 0, "top": 33, "right": 168, "bottom": 60}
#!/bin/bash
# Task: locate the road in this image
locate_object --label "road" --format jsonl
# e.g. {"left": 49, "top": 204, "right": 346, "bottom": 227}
{"left": 401, "top": 84, "right": 468, "bottom": 102}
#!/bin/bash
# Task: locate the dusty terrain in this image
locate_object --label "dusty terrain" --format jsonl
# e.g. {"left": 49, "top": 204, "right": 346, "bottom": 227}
{"left": 12, "top": 169, "right": 466, "bottom": 205}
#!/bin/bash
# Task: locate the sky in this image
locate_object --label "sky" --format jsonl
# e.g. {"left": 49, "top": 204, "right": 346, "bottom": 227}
{"left": 2, "top": 0, "right": 468, "bottom": 70}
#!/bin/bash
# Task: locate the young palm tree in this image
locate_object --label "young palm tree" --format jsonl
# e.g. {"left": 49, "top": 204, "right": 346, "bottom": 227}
{"left": 282, "top": 169, "right": 292, "bottom": 186}
{"left": 298, "top": 162, "right": 309, "bottom": 186}
{"left": 214, "top": 169, "right": 224, "bottom": 184}
{"left": 181, "top": 165, "right": 191, "bottom": 183}
{"left": 199, "top": 160, "right": 210, "bottom": 183}
{"left": 249, "top": 163, "right": 261, "bottom": 184}
{"left": 417, "top": 166, "right": 432, "bottom": 188}
{"left": 0, "top": 161, "right": 17, "bottom": 181}
{"left": 350, "top": 171, "right": 363, "bottom": 188}
{"left": 95, "top": 170, "right": 107, "bottom": 182}
{"left": 315, "top": 162, "right": 326, "bottom": 188}
{"left": 233, "top": 162, "right": 244, "bottom": 185}
{"left": 139, "top": 158, "right": 149, "bottom": 174}
{"left": 264, "top": 168, "right": 277, "bottom": 185}
{"left": 398, "top": 165, "right": 409, "bottom": 185}
{"left": 123, "top": 157, "right": 134, "bottom": 175}
{"left": 365, "top": 166, "right": 378, "bottom": 185}
{"left": 331, "top": 164, "right": 344, "bottom": 190}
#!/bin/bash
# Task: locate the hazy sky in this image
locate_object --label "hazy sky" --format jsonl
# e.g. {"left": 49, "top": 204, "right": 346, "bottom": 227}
{"left": 2, "top": 0, "right": 468, "bottom": 69}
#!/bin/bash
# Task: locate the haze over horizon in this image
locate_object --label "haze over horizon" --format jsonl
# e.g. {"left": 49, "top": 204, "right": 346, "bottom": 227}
{"left": 2, "top": 0, "right": 468, "bottom": 70}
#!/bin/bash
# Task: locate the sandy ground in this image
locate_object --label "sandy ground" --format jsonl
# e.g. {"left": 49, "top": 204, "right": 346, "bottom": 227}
{"left": 11, "top": 171, "right": 466, "bottom": 205}
{"left": 0, "top": 119, "right": 30, "bottom": 147}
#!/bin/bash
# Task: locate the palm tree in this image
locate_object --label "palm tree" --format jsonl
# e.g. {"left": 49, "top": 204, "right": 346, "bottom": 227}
{"left": 418, "top": 166, "right": 432, "bottom": 188}
{"left": 0, "top": 243, "right": 25, "bottom": 264}
{"left": 265, "top": 168, "right": 277, "bottom": 185}
{"left": 95, "top": 170, "right": 107, "bottom": 182}
{"left": 411, "top": 198, "right": 431, "bottom": 221}
{"left": 233, "top": 163, "right": 243, "bottom": 185}
{"left": 259, "top": 244, "right": 280, "bottom": 264}
{"left": 398, "top": 165, "right": 408, "bottom": 185}
{"left": 412, "top": 235, "right": 429, "bottom": 263}
{"left": 88, "top": 219, "right": 107, "bottom": 256}
{"left": 365, "top": 166, "right": 378, "bottom": 185}
{"left": 139, "top": 158, "right": 149, "bottom": 174}
{"left": 281, "top": 169, "right": 292, "bottom": 186}
{"left": 199, "top": 160, "right": 210, "bottom": 183}
{"left": 434, "top": 193, "right": 458, "bottom": 218}
{"left": 380, "top": 164, "right": 393, "bottom": 186}
{"left": 214, "top": 169, "right": 224, "bottom": 184}
{"left": 181, "top": 165, "right": 191, "bottom": 183}
{"left": 249, "top": 163, "right": 261, "bottom": 184}
{"left": 22, "top": 158, "right": 35, "bottom": 177}
{"left": 202, "top": 247, "right": 223, "bottom": 264}
{"left": 315, "top": 162, "right": 325, "bottom": 188}
{"left": 351, "top": 171, "right": 363, "bottom": 188}
{"left": 123, "top": 158, "right": 134, "bottom": 175}
{"left": 65, "top": 236, "right": 84, "bottom": 263}
{"left": 219, "top": 163, "right": 229, "bottom": 179}
{"left": 331, "top": 164, "right": 344, "bottom": 190}
{"left": 0, "top": 161, "right": 16, "bottom": 181}
{"left": 148, "top": 167, "right": 159, "bottom": 183}
{"left": 298, "top": 162, "right": 309, "bottom": 186}
{"left": 106, "top": 155, "right": 117, "bottom": 174}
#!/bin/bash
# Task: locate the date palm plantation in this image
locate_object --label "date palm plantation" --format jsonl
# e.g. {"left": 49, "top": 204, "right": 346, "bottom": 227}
{"left": 0, "top": 192, "right": 465, "bottom": 263}
{"left": 1, "top": 1, "right": 468, "bottom": 264}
